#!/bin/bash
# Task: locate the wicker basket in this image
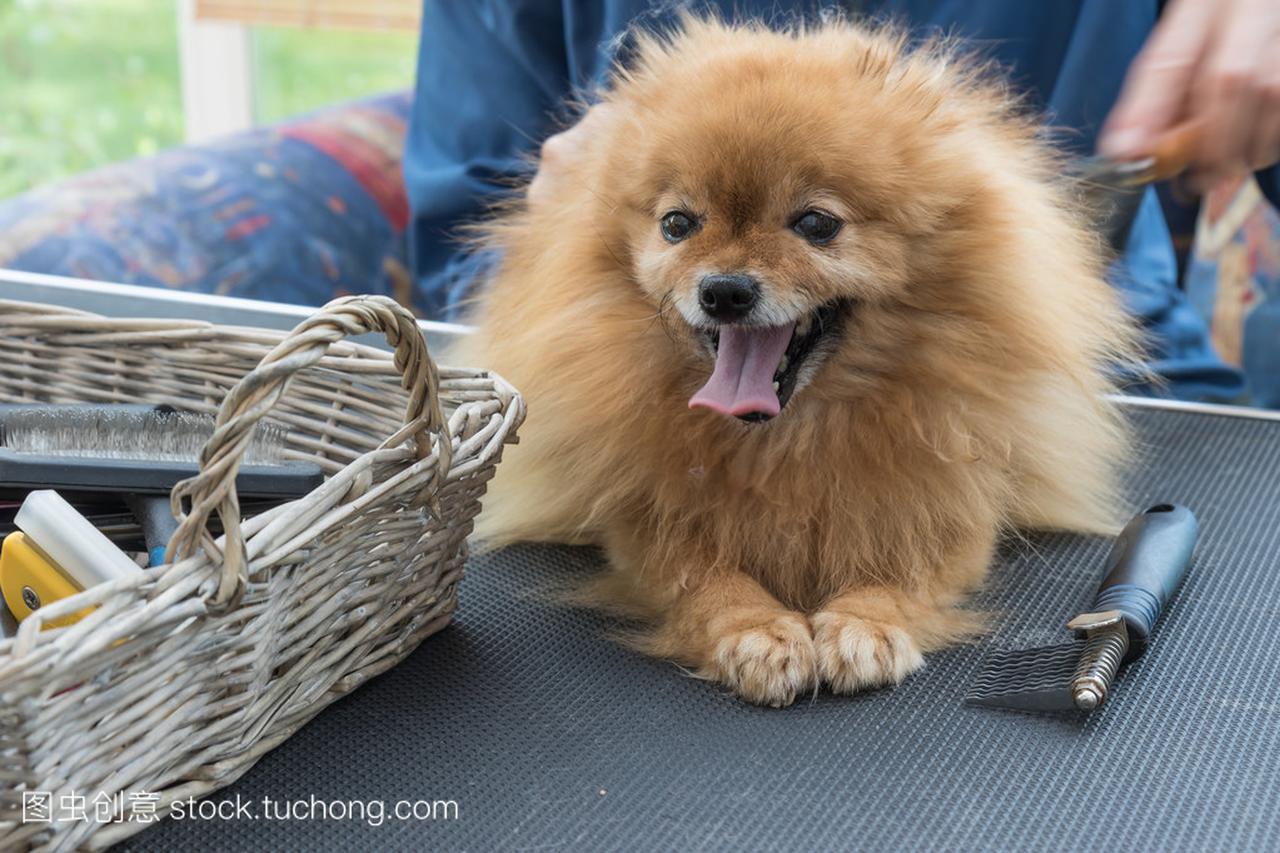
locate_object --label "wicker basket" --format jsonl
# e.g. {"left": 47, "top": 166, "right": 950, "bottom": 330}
{"left": 0, "top": 295, "right": 523, "bottom": 850}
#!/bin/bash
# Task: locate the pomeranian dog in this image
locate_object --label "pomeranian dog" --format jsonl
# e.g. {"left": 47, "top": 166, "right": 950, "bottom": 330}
{"left": 458, "top": 17, "right": 1136, "bottom": 707}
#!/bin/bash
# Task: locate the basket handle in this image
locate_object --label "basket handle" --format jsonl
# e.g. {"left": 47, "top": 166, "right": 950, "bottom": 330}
{"left": 166, "top": 295, "right": 452, "bottom": 612}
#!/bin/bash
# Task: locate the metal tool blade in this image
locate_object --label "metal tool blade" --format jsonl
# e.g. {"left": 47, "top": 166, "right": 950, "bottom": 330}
{"left": 1067, "top": 156, "right": 1155, "bottom": 254}
{"left": 964, "top": 640, "right": 1086, "bottom": 713}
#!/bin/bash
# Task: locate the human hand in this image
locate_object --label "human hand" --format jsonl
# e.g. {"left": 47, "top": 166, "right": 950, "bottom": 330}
{"left": 1099, "top": 0, "right": 1280, "bottom": 191}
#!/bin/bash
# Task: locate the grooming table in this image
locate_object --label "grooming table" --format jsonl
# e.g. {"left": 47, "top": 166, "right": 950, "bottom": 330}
{"left": 5, "top": 273, "right": 1278, "bottom": 851}
{"left": 122, "top": 401, "right": 1280, "bottom": 852}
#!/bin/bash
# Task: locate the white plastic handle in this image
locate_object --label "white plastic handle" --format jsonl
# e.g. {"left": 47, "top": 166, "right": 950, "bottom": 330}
{"left": 15, "top": 490, "right": 141, "bottom": 588}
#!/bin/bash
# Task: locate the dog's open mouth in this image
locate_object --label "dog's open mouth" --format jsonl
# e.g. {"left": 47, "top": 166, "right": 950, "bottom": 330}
{"left": 688, "top": 300, "right": 846, "bottom": 422}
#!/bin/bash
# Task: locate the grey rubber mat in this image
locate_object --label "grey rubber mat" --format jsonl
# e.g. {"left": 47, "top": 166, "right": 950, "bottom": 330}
{"left": 123, "top": 405, "right": 1280, "bottom": 851}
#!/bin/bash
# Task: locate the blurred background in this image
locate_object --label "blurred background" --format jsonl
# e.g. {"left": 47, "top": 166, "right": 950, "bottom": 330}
{"left": 0, "top": 0, "right": 418, "bottom": 198}
{"left": 0, "top": 0, "right": 1275, "bottom": 405}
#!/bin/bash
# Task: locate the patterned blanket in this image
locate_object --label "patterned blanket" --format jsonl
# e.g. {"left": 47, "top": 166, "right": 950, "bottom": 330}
{"left": 0, "top": 92, "right": 417, "bottom": 312}
{"left": 1186, "top": 178, "right": 1280, "bottom": 408}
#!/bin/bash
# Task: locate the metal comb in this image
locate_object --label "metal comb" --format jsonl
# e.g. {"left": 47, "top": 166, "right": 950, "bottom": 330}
{"left": 966, "top": 504, "right": 1199, "bottom": 714}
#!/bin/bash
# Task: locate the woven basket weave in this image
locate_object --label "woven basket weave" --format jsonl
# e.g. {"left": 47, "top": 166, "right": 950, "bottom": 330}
{"left": 0, "top": 295, "right": 523, "bottom": 850}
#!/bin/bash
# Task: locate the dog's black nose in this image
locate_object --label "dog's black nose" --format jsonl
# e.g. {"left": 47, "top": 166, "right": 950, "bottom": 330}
{"left": 698, "top": 274, "right": 760, "bottom": 322}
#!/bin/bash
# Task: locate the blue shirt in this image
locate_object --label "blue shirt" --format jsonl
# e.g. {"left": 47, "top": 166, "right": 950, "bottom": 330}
{"left": 404, "top": 0, "right": 1280, "bottom": 403}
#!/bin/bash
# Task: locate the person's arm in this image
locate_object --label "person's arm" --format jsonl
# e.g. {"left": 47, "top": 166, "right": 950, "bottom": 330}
{"left": 403, "top": 1, "right": 569, "bottom": 320}
{"left": 1099, "top": 0, "right": 1280, "bottom": 206}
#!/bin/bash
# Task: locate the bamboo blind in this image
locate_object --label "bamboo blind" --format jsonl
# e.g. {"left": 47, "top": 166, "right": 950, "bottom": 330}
{"left": 195, "top": 0, "right": 421, "bottom": 32}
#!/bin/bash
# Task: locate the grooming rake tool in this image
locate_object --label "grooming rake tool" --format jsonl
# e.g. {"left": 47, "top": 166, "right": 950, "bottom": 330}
{"left": 966, "top": 504, "right": 1198, "bottom": 713}
{"left": 1070, "top": 120, "right": 1202, "bottom": 253}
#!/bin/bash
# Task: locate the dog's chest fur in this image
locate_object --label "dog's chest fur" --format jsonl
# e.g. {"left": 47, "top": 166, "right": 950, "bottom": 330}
{"left": 637, "top": 409, "right": 987, "bottom": 609}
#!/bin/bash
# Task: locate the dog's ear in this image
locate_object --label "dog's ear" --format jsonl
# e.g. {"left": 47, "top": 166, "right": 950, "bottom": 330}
{"left": 601, "top": 12, "right": 693, "bottom": 89}
{"left": 603, "top": 12, "right": 751, "bottom": 92}
{"left": 825, "top": 19, "right": 910, "bottom": 82}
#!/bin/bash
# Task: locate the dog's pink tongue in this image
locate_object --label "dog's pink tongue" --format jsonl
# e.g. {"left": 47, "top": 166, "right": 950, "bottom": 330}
{"left": 689, "top": 323, "right": 794, "bottom": 418}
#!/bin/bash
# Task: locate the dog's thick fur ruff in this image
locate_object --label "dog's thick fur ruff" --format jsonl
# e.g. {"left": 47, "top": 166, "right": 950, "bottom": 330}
{"left": 457, "top": 17, "right": 1138, "bottom": 706}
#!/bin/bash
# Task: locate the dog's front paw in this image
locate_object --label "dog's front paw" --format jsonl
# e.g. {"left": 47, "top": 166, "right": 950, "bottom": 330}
{"left": 811, "top": 610, "right": 924, "bottom": 693}
{"left": 707, "top": 612, "right": 818, "bottom": 708}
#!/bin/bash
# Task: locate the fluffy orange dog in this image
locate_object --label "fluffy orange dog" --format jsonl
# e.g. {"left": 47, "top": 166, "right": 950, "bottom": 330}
{"left": 460, "top": 17, "right": 1136, "bottom": 706}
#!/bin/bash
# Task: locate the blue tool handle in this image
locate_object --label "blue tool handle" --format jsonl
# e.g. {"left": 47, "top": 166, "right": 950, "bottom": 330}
{"left": 125, "top": 494, "right": 179, "bottom": 568}
{"left": 1092, "top": 504, "right": 1198, "bottom": 658}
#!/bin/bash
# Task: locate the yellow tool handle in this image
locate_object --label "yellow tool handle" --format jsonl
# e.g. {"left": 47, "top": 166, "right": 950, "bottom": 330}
{"left": 0, "top": 531, "right": 92, "bottom": 629}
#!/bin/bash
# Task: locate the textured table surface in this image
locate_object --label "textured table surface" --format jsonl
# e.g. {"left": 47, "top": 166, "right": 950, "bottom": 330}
{"left": 124, "top": 404, "right": 1280, "bottom": 851}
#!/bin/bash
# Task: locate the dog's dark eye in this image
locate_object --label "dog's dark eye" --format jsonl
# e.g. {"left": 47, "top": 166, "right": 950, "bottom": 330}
{"left": 661, "top": 211, "right": 697, "bottom": 243}
{"left": 792, "top": 210, "right": 841, "bottom": 245}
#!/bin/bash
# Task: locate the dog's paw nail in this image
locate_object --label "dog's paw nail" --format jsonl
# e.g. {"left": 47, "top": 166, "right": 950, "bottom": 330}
{"left": 811, "top": 611, "right": 924, "bottom": 694}
{"left": 711, "top": 614, "right": 817, "bottom": 707}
